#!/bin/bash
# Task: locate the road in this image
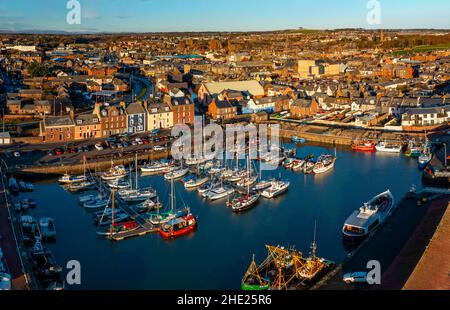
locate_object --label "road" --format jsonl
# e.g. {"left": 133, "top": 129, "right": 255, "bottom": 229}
{"left": 0, "top": 129, "right": 173, "bottom": 170}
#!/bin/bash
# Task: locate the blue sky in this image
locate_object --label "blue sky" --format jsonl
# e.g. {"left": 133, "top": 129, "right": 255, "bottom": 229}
{"left": 0, "top": 0, "right": 449, "bottom": 33}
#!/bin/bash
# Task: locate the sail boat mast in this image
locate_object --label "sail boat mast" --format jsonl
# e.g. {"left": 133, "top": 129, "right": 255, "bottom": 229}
{"left": 135, "top": 153, "right": 138, "bottom": 190}
{"left": 110, "top": 190, "right": 115, "bottom": 237}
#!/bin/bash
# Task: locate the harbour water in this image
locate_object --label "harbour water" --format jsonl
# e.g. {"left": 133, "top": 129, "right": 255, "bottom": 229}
{"left": 20, "top": 143, "right": 422, "bottom": 289}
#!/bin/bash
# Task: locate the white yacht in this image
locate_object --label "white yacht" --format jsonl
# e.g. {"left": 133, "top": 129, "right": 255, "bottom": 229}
{"left": 184, "top": 176, "right": 209, "bottom": 189}
{"left": 108, "top": 179, "right": 131, "bottom": 189}
{"left": 375, "top": 141, "right": 402, "bottom": 153}
{"left": 313, "top": 155, "right": 335, "bottom": 174}
{"left": 342, "top": 190, "right": 395, "bottom": 240}
{"left": 58, "top": 174, "right": 87, "bottom": 184}
{"left": 118, "top": 187, "right": 157, "bottom": 202}
{"left": 140, "top": 161, "right": 171, "bottom": 174}
{"left": 203, "top": 186, "right": 234, "bottom": 201}
{"left": 101, "top": 165, "right": 128, "bottom": 181}
{"left": 164, "top": 167, "right": 189, "bottom": 180}
{"left": 261, "top": 179, "right": 290, "bottom": 199}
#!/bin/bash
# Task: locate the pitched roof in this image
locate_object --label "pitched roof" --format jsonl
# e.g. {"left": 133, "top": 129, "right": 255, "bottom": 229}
{"left": 204, "top": 80, "right": 264, "bottom": 97}
{"left": 126, "top": 101, "right": 145, "bottom": 115}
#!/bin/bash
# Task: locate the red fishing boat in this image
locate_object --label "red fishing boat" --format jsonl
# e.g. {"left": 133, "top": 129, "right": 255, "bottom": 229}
{"left": 159, "top": 214, "right": 197, "bottom": 239}
{"left": 158, "top": 177, "right": 197, "bottom": 239}
{"left": 351, "top": 141, "right": 376, "bottom": 152}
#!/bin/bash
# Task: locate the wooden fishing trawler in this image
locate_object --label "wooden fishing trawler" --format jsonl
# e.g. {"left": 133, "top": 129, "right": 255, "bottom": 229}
{"left": 241, "top": 225, "right": 335, "bottom": 290}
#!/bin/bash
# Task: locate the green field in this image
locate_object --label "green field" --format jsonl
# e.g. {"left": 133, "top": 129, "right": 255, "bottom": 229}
{"left": 392, "top": 42, "right": 450, "bottom": 56}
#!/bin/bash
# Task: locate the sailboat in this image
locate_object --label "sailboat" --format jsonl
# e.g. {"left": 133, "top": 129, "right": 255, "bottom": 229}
{"left": 164, "top": 163, "right": 189, "bottom": 180}
{"left": 101, "top": 161, "right": 128, "bottom": 181}
{"left": 119, "top": 154, "right": 157, "bottom": 202}
{"left": 228, "top": 178, "right": 260, "bottom": 213}
{"left": 158, "top": 178, "right": 197, "bottom": 239}
{"left": 96, "top": 190, "right": 139, "bottom": 237}
{"left": 236, "top": 157, "right": 258, "bottom": 188}
{"left": 67, "top": 157, "right": 95, "bottom": 192}
{"left": 253, "top": 161, "right": 271, "bottom": 191}
{"left": 203, "top": 179, "right": 234, "bottom": 201}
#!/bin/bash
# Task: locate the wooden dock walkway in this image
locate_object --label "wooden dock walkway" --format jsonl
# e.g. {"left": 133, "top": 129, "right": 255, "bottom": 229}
{"left": 92, "top": 176, "right": 160, "bottom": 242}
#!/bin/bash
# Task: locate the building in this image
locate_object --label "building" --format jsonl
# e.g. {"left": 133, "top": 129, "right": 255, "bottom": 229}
{"left": 147, "top": 102, "right": 173, "bottom": 131}
{"left": 402, "top": 105, "right": 450, "bottom": 129}
{"left": 74, "top": 114, "right": 102, "bottom": 140}
{"left": 0, "top": 132, "right": 11, "bottom": 145}
{"left": 298, "top": 60, "right": 317, "bottom": 79}
{"left": 290, "top": 98, "right": 320, "bottom": 118}
{"left": 41, "top": 115, "right": 75, "bottom": 142}
{"left": 126, "top": 101, "right": 147, "bottom": 134}
{"left": 95, "top": 103, "right": 127, "bottom": 137}
{"left": 243, "top": 97, "right": 276, "bottom": 114}
{"left": 208, "top": 98, "right": 238, "bottom": 120}
{"left": 198, "top": 80, "right": 265, "bottom": 103}
{"left": 166, "top": 96, "right": 195, "bottom": 126}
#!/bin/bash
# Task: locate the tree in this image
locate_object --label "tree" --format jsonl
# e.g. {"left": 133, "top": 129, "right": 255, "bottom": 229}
{"left": 28, "top": 62, "right": 48, "bottom": 78}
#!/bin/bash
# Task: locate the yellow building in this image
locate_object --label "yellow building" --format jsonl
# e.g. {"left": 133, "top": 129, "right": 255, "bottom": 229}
{"left": 146, "top": 102, "right": 173, "bottom": 131}
{"left": 298, "top": 60, "right": 317, "bottom": 79}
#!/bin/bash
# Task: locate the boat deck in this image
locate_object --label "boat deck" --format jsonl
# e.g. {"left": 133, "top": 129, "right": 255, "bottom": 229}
{"left": 94, "top": 179, "right": 160, "bottom": 241}
{"left": 111, "top": 223, "right": 159, "bottom": 241}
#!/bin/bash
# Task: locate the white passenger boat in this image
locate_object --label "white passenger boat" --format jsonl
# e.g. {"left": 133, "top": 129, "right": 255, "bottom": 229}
{"left": 101, "top": 164, "right": 128, "bottom": 181}
{"left": 342, "top": 190, "right": 395, "bottom": 240}
{"left": 313, "top": 154, "right": 335, "bottom": 174}
{"left": 261, "top": 179, "right": 290, "bottom": 199}
{"left": 375, "top": 141, "right": 402, "bottom": 153}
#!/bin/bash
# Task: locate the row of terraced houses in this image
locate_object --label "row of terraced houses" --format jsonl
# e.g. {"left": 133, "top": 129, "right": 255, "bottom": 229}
{"left": 39, "top": 97, "right": 194, "bottom": 143}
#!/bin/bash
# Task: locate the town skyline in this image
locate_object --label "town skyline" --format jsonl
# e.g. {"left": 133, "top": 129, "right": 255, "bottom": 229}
{"left": 1, "top": 0, "right": 450, "bottom": 33}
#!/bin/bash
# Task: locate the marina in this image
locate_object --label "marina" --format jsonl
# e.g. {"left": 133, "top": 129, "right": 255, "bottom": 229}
{"left": 7, "top": 142, "right": 427, "bottom": 290}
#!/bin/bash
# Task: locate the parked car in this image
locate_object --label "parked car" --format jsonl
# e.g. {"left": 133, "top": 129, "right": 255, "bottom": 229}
{"left": 95, "top": 143, "right": 104, "bottom": 151}
{"left": 54, "top": 149, "right": 63, "bottom": 156}
{"left": 135, "top": 137, "right": 143, "bottom": 145}
{"left": 153, "top": 145, "right": 165, "bottom": 152}
{"left": 122, "top": 142, "right": 129, "bottom": 148}
{"left": 142, "top": 138, "right": 149, "bottom": 145}
{"left": 343, "top": 272, "right": 368, "bottom": 284}
{"left": 13, "top": 151, "right": 21, "bottom": 158}
{"left": 47, "top": 150, "right": 55, "bottom": 156}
